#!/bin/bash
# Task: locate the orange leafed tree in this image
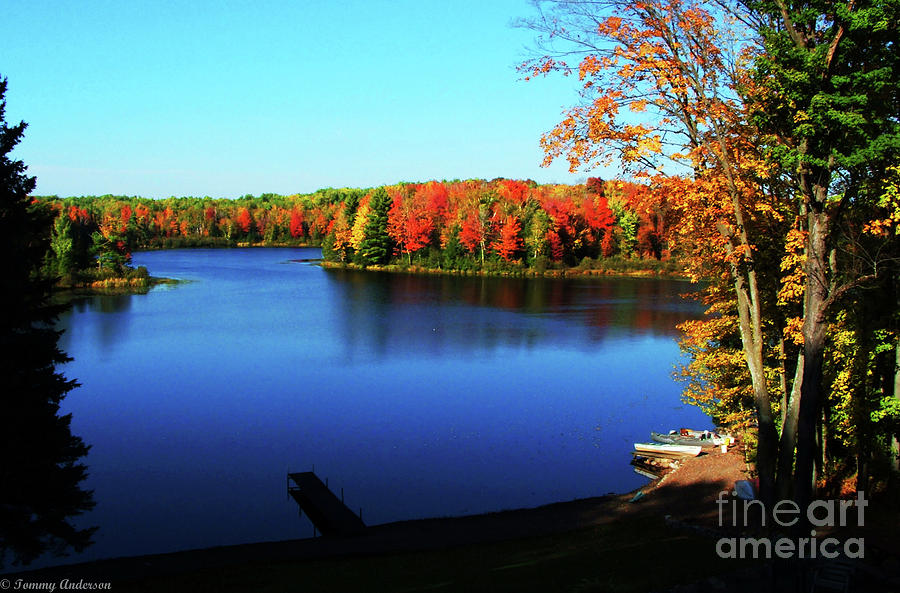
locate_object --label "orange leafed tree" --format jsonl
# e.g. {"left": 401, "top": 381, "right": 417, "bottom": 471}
{"left": 519, "top": 0, "right": 797, "bottom": 505}
{"left": 492, "top": 215, "right": 523, "bottom": 261}
{"left": 330, "top": 201, "right": 354, "bottom": 261}
{"left": 387, "top": 186, "right": 436, "bottom": 264}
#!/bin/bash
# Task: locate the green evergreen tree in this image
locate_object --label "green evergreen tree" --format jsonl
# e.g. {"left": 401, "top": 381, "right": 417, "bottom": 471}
{"left": 50, "top": 214, "right": 75, "bottom": 278}
{"left": 358, "top": 186, "right": 393, "bottom": 265}
{"left": 0, "top": 75, "right": 96, "bottom": 568}
{"left": 90, "top": 230, "right": 128, "bottom": 273}
{"left": 442, "top": 226, "right": 465, "bottom": 269}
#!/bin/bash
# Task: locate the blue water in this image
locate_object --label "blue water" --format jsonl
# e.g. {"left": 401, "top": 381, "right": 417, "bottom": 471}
{"left": 47, "top": 248, "right": 708, "bottom": 566}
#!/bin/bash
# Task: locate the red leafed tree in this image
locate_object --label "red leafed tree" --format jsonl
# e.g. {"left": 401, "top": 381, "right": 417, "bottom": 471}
{"left": 420, "top": 181, "right": 450, "bottom": 224}
{"left": 204, "top": 206, "right": 216, "bottom": 221}
{"left": 539, "top": 195, "right": 577, "bottom": 258}
{"left": 167, "top": 208, "right": 180, "bottom": 236}
{"left": 308, "top": 207, "right": 331, "bottom": 240}
{"left": 236, "top": 207, "right": 253, "bottom": 235}
{"left": 135, "top": 205, "right": 151, "bottom": 224}
{"left": 498, "top": 179, "right": 529, "bottom": 206}
{"left": 540, "top": 196, "right": 575, "bottom": 239}
{"left": 631, "top": 185, "right": 675, "bottom": 259}
{"left": 458, "top": 211, "right": 481, "bottom": 251}
{"left": 253, "top": 208, "right": 267, "bottom": 238}
{"left": 154, "top": 206, "right": 177, "bottom": 237}
{"left": 458, "top": 208, "right": 492, "bottom": 263}
{"left": 119, "top": 204, "right": 133, "bottom": 232}
{"left": 581, "top": 195, "right": 614, "bottom": 235}
{"left": 289, "top": 209, "right": 305, "bottom": 239}
{"left": 68, "top": 206, "right": 90, "bottom": 223}
{"left": 545, "top": 229, "right": 564, "bottom": 261}
{"left": 492, "top": 215, "right": 523, "bottom": 261}
{"left": 601, "top": 229, "right": 616, "bottom": 257}
{"left": 387, "top": 191, "right": 435, "bottom": 264}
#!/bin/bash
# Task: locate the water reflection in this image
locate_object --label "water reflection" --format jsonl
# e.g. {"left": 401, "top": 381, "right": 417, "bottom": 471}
{"left": 42, "top": 249, "right": 713, "bottom": 568}
{"left": 74, "top": 293, "right": 133, "bottom": 314}
{"left": 56, "top": 294, "right": 134, "bottom": 354}
{"left": 323, "top": 269, "right": 703, "bottom": 360}
{"left": 1, "top": 299, "right": 97, "bottom": 570}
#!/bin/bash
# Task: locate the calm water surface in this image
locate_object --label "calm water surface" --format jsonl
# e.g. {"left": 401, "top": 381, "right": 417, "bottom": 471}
{"left": 49, "top": 248, "right": 708, "bottom": 565}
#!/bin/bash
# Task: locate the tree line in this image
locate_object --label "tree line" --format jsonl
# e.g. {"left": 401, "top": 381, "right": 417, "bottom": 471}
{"left": 36, "top": 176, "right": 681, "bottom": 281}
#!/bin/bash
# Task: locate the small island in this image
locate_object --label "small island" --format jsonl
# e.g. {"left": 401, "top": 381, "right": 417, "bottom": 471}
{"left": 38, "top": 201, "right": 177, "bottom": 293}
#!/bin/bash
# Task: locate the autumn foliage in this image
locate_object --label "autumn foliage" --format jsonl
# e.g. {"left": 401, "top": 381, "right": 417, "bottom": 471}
{"left": 38, "top": 177, "right": 675, "bottom": 275}
{"left": 520, "top": 0, "right": 900, "bottom": 507}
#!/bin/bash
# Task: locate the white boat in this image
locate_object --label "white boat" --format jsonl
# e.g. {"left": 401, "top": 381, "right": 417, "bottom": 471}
{"left": 633, "top": 442, "right": 702, "bottom": 458}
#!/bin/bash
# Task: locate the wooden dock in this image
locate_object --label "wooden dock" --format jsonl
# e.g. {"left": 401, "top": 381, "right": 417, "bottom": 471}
{"left": 287, "top": 472, "right": 366, "bottom": 536}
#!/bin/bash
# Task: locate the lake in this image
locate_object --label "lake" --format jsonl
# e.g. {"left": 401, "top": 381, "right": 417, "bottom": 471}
{"left": 48, "top": 247, "right": 708, "bottom": 566}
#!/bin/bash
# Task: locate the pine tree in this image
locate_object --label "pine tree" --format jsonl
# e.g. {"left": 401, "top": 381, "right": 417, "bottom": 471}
{"left": 358, "top": 186, "right": 393, "bottom": 265}
{"left": 0, "top": 75, "right": 96, "bottom": 568}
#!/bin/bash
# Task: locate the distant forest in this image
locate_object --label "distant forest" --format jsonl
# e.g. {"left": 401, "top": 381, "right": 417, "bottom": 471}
{"left": 35, "top": 177, "right": 680, "bottom": 282}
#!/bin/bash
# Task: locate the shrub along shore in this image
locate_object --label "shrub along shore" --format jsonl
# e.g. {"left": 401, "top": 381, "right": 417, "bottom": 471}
{"left": 320, "top": 254, "right": 685, "bottom": 279}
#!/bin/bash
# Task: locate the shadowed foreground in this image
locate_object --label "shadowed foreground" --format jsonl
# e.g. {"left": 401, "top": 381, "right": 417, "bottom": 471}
{"left": 7, "top": 449, "right": 899, "bottom": 592}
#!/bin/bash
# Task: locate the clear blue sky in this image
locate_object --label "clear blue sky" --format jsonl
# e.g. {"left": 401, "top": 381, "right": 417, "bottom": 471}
{"left": 1, "top": 0, "right": 605, "bottom": 198}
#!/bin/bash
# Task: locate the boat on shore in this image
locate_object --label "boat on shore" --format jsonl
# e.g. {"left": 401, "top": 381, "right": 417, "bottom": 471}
{"left": 633, "top": 442, "right": 702, "bottom": 458}
{"left": 650, "top": 430, "right": 722, "bottom": 448}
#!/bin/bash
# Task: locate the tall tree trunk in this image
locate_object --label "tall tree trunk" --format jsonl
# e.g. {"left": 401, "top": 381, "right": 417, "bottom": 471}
{"left": 776, "top": 353, "right": 803, "bottom": 500}
{"left": 854, "top": 322, "right": 877, "bottom": 494}
{"left": 794, "top": 205, "right": 830, "bottom": 515}
{"left": 730, "top": 254, "right": 777, "bottom": 509}
{"left": 779, "top": 337, "right": 790, "bottom": 423}
{"left": 705, "top": 131, "right": 778, "bottom": 510}
{"left": 893, "top": 340, "right": 900, "bottom": 472}
{"left": 754, "top": 385, "right": 779, "bottom": 511}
